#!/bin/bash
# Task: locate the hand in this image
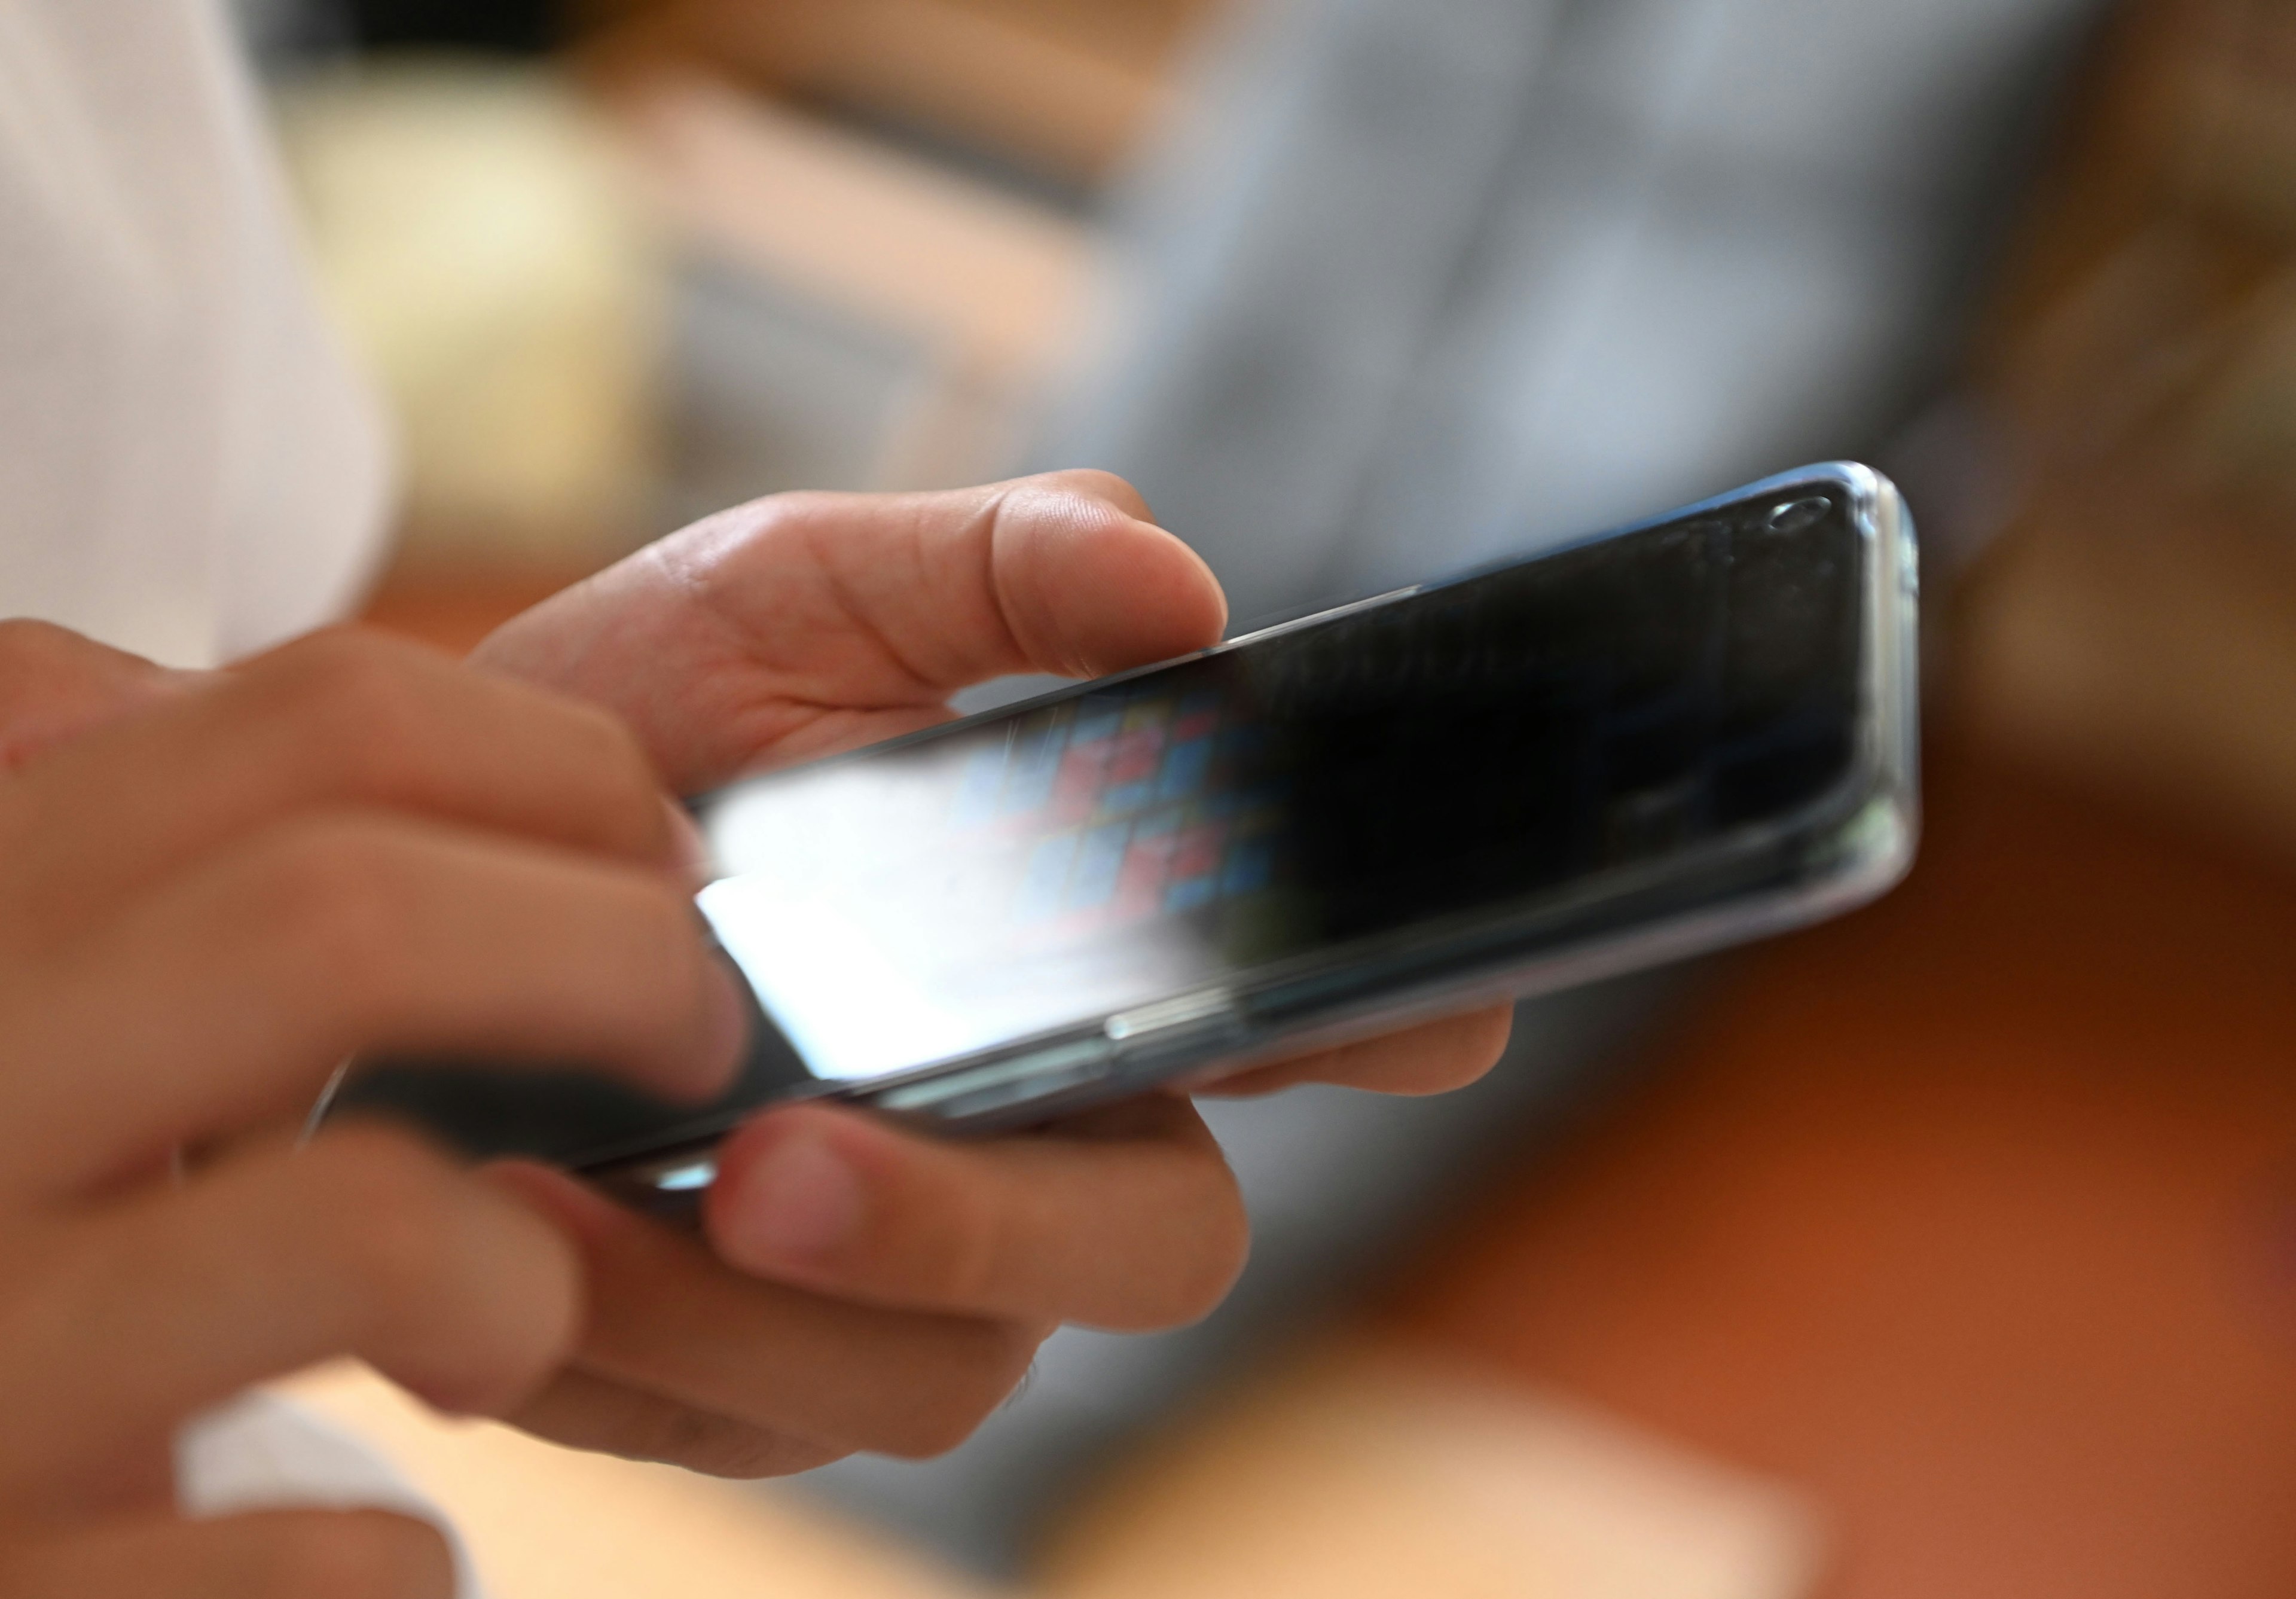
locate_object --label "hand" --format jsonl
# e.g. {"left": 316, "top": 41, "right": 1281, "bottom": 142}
{"left": 471, "top": 472, "right": 1514, "bottom": 1476}
{"left": 0, "top": 622, "right": 201, "bottom": 773}
{"left": 0, "top": 623, "right": 741, "bottom": 1592}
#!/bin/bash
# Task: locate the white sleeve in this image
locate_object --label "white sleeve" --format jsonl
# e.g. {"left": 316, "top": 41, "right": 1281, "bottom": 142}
{"left": 0, "top": 0, "right": 392, "bottom": 669}
{"left": 178, "top": 1390, "right": 488, "bottom": 1599}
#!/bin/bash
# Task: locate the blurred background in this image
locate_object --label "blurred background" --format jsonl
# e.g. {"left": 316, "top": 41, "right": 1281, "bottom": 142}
{"left": 236, "top": 0, "right": 2296, "bottom": 1594}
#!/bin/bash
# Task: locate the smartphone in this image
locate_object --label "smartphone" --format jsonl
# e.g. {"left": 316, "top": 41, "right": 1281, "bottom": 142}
{"left": 329, "top": 461, "right": 1919, "bottom": 1217}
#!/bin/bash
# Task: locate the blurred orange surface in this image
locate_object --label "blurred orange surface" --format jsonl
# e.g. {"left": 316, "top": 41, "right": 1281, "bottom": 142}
{"left": 1387, "top": 741, "right": 2296, "bottom": 1597}
{"left": 359, "top": 570, "right": 582, "bottom": 658}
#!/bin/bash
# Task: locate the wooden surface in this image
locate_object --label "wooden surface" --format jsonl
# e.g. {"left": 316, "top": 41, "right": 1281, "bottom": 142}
{"left": 1383, "top": 741, "right": 2296, "bottom": 1597}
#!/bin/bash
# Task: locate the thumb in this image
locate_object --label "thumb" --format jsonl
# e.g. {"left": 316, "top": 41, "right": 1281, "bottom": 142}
{"left": 985, "top": 469, "right": 1229, "bottom": 679}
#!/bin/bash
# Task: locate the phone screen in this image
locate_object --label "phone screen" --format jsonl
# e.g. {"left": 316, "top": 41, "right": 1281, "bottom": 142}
{"left": 697, "top": 486, "right": 1863, "bottom": 1086}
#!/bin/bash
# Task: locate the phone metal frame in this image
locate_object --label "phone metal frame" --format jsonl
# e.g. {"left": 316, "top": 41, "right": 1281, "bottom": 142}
{"left": 582, "top": 461, "right": 1920, "bottom": 1210}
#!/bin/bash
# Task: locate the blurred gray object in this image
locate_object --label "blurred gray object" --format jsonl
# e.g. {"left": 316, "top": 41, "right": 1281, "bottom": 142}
{"left": 799, "top": 0, "right": 2106, "bottom": 1580}
{"left": 664, "top": 255, "right": 935, "bottom": 529}
{"left": 1039, "top": 0, "right": 2106, "bottom": 625}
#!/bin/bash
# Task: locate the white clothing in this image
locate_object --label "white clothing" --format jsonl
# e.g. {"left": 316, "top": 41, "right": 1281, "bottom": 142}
{"left": 0, "top": 1, "right": 463, "bottom": 1585}
{"left": 179, "top": 1393, "right": 489, "bottom": 1598}
{"left": 0, "top": 0, "right": 390, "bottom": 668}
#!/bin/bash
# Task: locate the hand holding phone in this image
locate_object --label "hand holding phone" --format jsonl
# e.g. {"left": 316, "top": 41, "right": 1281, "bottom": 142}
{"left": 428, "top": 471, "right": 1512, "bottom": 1481}
{"left": 0, "top": 626, "right": 730, "bottom": 1580}
{"left": 0, "top": 477, "right": 1516, "bottom": 1518}
{"left": 342, "top": 463, "right": 1918, "bottom": 1216}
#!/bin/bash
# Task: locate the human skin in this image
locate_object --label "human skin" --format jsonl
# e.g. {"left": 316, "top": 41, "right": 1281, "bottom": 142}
{"left": 0, "top": 471, "right": 1506, "bottom": 1589}
{"left": 465, "top": 472, "right": 1512, "bottom": 1475}
{"left": 0, "top": 625, "right": 743, "bottom": 1594}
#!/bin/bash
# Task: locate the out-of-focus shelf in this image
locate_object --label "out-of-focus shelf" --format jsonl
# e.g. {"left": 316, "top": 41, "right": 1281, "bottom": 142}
{"left": 590, "top": 0, "right": 1225, "bottom": 186}
{"left": 610, "top": 67, "right": 1095, "bottom": 497}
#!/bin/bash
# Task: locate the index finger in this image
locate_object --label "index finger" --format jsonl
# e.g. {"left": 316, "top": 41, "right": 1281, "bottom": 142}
{"left": 0, "top": 816, "right": 741, "bottom": 1196}
{"left": 1, "top": 629, "right": 676, "bottom": 945}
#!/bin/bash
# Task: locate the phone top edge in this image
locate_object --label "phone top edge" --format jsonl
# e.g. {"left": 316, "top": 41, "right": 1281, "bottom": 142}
{"left": 683, "top": 462, "right": 1904, "bottom": 812}
{"left": 845, "top": 459, "right": 1922, "bottom": 1096}
{"left": 1854, "top": 465, "right": 1922, "bottom": 860}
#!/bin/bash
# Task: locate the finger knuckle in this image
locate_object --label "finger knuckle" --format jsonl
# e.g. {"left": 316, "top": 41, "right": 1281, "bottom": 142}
{"left": 303, "top": 1129, "right": 465, "bottom": 1307}
{"left": 0, "top": 618, "right": 83, "bottom": 676}
{"left": 265, "top": 633, "right": 447, "bottom": 796}
{"left": 258, "top": 1512, "right": 451, "bottom": 1599}
{"left": 250, "top": 824, "right": 422, "bottom": 1020}
{"left": 667, "top": 492, "right": 822, "bottom": 576}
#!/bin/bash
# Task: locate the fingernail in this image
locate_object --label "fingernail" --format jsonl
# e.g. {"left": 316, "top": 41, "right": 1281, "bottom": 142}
{"left": 723, "top": 1129, "right": 863, "bottom": 1268}
{"left": 693, "top": 958, "right": 750, "bottom": 1095}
